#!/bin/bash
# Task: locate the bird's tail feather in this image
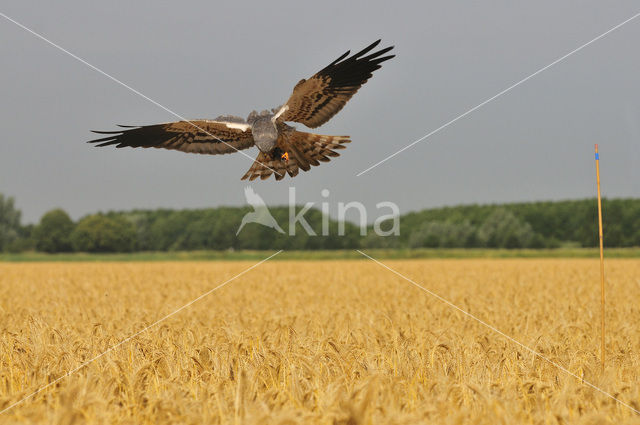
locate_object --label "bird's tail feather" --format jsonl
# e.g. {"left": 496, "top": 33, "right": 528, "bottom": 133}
{"left": 241, "top": 152, "right": 287, "bottom": 181}
{"left": 290, "top": 132, "right": 350, "bottom": 170}
{"left": 240, "top": 132, "right": 350, "bottom": 181}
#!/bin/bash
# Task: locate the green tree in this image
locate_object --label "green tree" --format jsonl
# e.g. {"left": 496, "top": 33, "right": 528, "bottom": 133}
{"left": 0, "top": 194, "right": 22, "bottom": 252}
{"left": 71, "top": 214, "right": 136, "bottom": 252}
{"left": 360, "top": 232, "right": 401, "bottom": 249}
{"left": 477, "top": 208, "right": 535, "bottom": 249}
{"left": 4, "top": 223, "right": 36, "bottom": 253}
{"left": 148, "top": 211, "right": 195, "bottom": 251}
{"left": 33, "top": 208, "right": 74, "bottom": 252}
{"left": 408, "top": 220, "right": 477, "bottom": 248}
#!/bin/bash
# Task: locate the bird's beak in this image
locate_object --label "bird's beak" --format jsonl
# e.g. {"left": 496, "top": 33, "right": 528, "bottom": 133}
{"left": 281, "top": 152, "right": 289, "bottom": 162}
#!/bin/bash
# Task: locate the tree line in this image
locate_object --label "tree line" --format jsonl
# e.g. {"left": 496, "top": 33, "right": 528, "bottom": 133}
{"left": 0, "top": 193, "right": 638, "bottom": 253}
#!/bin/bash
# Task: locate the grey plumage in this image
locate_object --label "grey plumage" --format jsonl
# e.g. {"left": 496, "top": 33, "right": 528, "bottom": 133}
{"left": 214, "top": 115, "right": 245, "bottom": 123}
{"left": 251, "top": 116, "right": 279, "bottom": 153}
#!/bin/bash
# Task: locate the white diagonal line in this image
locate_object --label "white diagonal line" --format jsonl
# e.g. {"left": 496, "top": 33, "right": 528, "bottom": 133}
{"left": 0, "top": 250, "right": 283, "bottom": 416}
{"left": 0, "top": 12, "right": 281, "bottom": 176}
{"left": 356, "top": 250, "right": 640, "bottom": 415}
{"left": 357, "top": 11, "right": 640, "bottom": 177}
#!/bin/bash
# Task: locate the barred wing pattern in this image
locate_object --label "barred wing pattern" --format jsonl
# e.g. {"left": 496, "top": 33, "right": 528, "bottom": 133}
{"left": 88, "top": 120, "right": 254, "bottom": 155}
{"left": 241, "top": 131, "right": 350, "bottom": 181}
{"left": 277, "top": 39, "right": 394, "bottom": 128}
{"left": 87, "top": 40, "right": 394, "bottom": 180}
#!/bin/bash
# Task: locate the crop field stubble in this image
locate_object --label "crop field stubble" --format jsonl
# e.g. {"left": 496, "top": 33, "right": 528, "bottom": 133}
{"left": 0, "top": 259, "right": 639, "bottom": 424}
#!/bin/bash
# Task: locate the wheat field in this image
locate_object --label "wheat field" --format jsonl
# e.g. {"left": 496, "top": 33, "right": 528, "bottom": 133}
{"left": 1, "top": 259, "right": 639, "bottom": 424}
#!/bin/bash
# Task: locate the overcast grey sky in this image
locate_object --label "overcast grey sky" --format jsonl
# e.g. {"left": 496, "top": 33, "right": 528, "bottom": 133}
{"left": 1, "top": 1, "right": 639, "bottom": 223}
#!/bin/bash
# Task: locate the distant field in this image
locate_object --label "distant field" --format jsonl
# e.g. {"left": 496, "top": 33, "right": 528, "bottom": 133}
{"left": 1, "top": 259, "right": 639, "bottom": 424}
{"left": 1, "top": 247, "right": 640, "bottom": 262}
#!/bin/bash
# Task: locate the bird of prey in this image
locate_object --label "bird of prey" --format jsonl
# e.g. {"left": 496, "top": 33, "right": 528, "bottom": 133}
{"left": 88, "top": 40, "right": 394, "bottom": 181}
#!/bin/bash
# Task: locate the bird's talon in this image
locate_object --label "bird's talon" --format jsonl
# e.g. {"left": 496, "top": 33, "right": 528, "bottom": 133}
{"left": 281, "top": 152, "right": 289, "bottom": 162}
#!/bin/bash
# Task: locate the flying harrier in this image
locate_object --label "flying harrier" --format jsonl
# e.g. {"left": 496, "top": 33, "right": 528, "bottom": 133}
{"left": 88, "top": 40, "right": 394, "bottom": 181}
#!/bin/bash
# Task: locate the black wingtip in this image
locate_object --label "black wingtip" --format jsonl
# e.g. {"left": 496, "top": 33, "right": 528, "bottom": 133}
{"left": 330, "top": 50, "right": 351, "bottom": 66}
{"left": 326, "top": 40, "right": 394, "bottom": 71}
{"left": 352, "top": 39, "right": 384, "bottom": 59}
{"left": 369, "top": 45, "right": 394, "bottom": 57}
{"left": 87, "top": 137, "right": 117, "bottom": 146}
{"left": 90, "top": 130, "right": 124, "bottom": 135}
{"left": 371, "top": 54, "right": 395, "bottom": 66}
{"left": 90, "top": 124, "right": 138, "bottom": 135}
{"left": 87, "top": 138, "right": 119, "bottom": 147}
{"left": 88, "top": 124, "right": 138, "bottom": 144}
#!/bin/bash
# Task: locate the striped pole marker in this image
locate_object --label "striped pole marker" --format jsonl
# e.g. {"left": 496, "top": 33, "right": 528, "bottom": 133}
{"left": 595, "top": 144, "right": 605, "bottom": 373}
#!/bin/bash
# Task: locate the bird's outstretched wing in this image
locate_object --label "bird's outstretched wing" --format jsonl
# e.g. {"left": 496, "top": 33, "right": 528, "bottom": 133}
{"left": 275, "top": 40, "right": 394, "bottom": 128}
{"left": 88, "top": 119, "right": 254, "bottom": 155}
